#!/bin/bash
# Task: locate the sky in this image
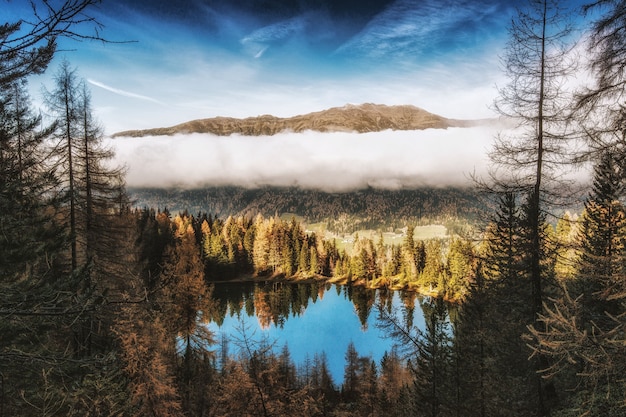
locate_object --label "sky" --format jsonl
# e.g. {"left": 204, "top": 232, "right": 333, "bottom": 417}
{"left": 7, "top": 0, "right": 590, "bottom": 189}
{"left": 21, "top": 0, "right": 525, "bottom": 132}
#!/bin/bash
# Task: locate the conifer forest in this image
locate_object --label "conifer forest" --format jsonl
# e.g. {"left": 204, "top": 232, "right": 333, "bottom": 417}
{"left": 3, "top": 1, "right": 626, "bottom": 416}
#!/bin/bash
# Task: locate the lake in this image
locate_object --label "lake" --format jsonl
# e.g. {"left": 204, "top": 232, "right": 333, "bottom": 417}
{"left": 206, "top": 281, "right": 427, "bottom": 381}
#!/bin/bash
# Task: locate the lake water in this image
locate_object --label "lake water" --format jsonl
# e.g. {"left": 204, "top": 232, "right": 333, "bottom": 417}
{"left": 206, "top": 281, "right": 427, "bottom": 381}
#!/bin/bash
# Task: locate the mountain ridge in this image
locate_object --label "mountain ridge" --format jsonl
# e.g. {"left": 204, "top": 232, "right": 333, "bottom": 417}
{"left": 112, "top": 103, "right": 493, "bottom": 138}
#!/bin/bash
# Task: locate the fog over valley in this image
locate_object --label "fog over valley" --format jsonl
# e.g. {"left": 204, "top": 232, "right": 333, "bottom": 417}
{"left": 109, "top": 126, "right": 497, "bottom": 191}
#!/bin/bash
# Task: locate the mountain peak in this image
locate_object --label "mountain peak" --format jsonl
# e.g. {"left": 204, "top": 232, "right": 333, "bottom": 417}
{"left": 112, "top": 103, "right": 486, "bottom": 138}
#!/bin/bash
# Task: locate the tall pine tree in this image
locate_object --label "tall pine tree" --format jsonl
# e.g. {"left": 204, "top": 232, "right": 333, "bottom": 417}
{"left": 531, "top": 150, "right": 626, "bottom": 414}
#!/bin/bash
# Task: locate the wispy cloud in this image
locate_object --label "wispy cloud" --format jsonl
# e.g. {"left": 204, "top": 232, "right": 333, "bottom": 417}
{"left": 242, "top": 16, "right": 307, "bottom": 44}
{"left": 254, "top": 46, "right": 269, "bottom": 59}
{"left": 87, "top": 79, "right": 165, "bottom": 105}
{"left": 336, "top": 0, "right": 509, "bottom": 60}
{"left": 240, "top": 14, "right": 309, "bottom": 58}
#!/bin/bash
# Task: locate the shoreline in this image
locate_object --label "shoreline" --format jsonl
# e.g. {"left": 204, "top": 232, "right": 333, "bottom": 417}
{"left": 207, "top": 273, "right": 462, "bottom": 303}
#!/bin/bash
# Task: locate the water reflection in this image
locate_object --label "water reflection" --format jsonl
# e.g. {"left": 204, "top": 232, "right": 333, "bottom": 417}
{"left": 208, "top": 281, "right": 427, "bottom": 379}
{"left": 211, "top": 281, "right": 418, "bottom": 330}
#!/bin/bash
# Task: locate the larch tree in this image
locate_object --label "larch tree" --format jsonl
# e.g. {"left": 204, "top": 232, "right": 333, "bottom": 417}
{"left": 0, "top": 0, "right": 104, "bottom": 86}
{"left": 401, "top": 225, "right": 418, "bottom": 281}
{"left": 574, "top": 0, "right": 626, "bottom": 153}
{"left": 45, "top": 59, "right": 80, "bottom": 271}
{"left": 115, "top": 310, "right": 183, "bottom": 417}
{"left": 76, "top": 80, "right": 126, "bottom": 262}
{"left": 161, "top": 216, "right": 215, "bottom": 412}
{"left": 379, "top": 348, "right": 412, "bottom": 416}
{"left": 553, "top": 211, "right": 578, "bottom": 280}
{"left": 490, "top": 0, "right": 576, "bottom": 317}
{"left": 420, "top": 239, "right": 444, "bottom": 292}
{"left": 76, "top": 78, "right": 129, "bottom": 359}
{"left": 0, "top": 75, "right": 69, "bottom": 417}
{"left": 253, "top": 214, "right": 271, "bottom": 275}
{"left": 485, "top": 0, "right": 578, "bottom": 413}
{"left": 0, "top": 2, "right": 121, "bottom": 414}
{"left": 0, "top": 78, "right": 60, "bottom": 280}
{"left": 44, "top": 61, "right": 129, "bottom": 358}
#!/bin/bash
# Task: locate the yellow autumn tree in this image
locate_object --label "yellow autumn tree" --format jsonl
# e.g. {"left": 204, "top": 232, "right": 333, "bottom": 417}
{"left": 161, "top": 215, "right": 215, "bottom": 412}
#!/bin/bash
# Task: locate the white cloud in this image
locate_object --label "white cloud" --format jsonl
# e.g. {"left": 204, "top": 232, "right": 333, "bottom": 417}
{"left": 87, "top": 79, "right": 165, "bottom": 105}
{"left": 108, "top": 126, "right": 497, "bottom": 191}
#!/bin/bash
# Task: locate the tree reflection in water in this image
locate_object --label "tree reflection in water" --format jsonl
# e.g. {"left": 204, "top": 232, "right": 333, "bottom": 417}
{"left": 207, "top": 281, "right": 427, "bottom": 379}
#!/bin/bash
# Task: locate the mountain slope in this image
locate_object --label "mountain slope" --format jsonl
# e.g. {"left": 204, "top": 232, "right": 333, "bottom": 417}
{"left": 128, "top": 186, "right": 484, "bottom": 233}
{"left": 112, "top": 103, "right": 488, "bottom": 137}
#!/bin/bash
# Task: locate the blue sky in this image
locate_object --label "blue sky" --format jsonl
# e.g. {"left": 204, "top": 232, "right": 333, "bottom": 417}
{"left": 7, "top": 0, "right": 591, "bottom": 189}
{"left": 16, "top": 0, "right": 534, "bottom": 133}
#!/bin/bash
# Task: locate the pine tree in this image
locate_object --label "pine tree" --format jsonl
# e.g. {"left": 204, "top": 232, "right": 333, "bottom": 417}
{"left": 401, "top": 225, "right": 418, "bottom": 281}
{"left": 342, "top": 341, "right": 360, "bottom": 404}
{"left": 530, "top": 151, "right": 626, "bottom": 414}
{"left": 457, "top": 191, "right": 540, "bottom": 415}
{"left": 577, "top": 151, "right": 625, "bottom": 324}
{"left": 310, "top": 352, "right": 337, "bottom": 411}
{"left": 412, "top": 297, "right": 454, "bottom": 417}
{"left": 454, "top": 262, "right": 490, "bottom": 417}
{"left": 377, "top": 296, "right": 454, "bottom": 417}
{"left": 446, "top": 238, "right": 473, "bottom": 299}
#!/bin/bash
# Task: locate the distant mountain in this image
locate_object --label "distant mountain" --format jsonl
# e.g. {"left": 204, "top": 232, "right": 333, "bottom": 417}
{"left": 112, "top": 103, "right": 492, "bottom": 137}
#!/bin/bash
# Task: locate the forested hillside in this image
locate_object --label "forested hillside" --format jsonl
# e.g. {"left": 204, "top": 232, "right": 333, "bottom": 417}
{"left": 129, "top": 186, "right": 483, "bottom": 233}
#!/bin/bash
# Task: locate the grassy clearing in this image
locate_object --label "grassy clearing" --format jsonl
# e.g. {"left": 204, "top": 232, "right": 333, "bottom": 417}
{"left": 304, "top": 223, "right": 449, "bottom": 254}
{"left": 413, "top": 224, "right": 447, "bottom": 239}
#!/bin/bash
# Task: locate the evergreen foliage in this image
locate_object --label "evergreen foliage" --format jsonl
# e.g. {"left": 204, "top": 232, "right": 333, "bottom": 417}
{"left": 5, "top": 0, "right": 626, "bottom": 415}
{"left": 530, "top": 151, "right": 626, "bottom": 415}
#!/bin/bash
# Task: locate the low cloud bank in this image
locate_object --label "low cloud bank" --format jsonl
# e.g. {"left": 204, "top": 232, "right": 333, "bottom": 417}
{"left": 108, "top": 127, "right": 497, "bottom": 191}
